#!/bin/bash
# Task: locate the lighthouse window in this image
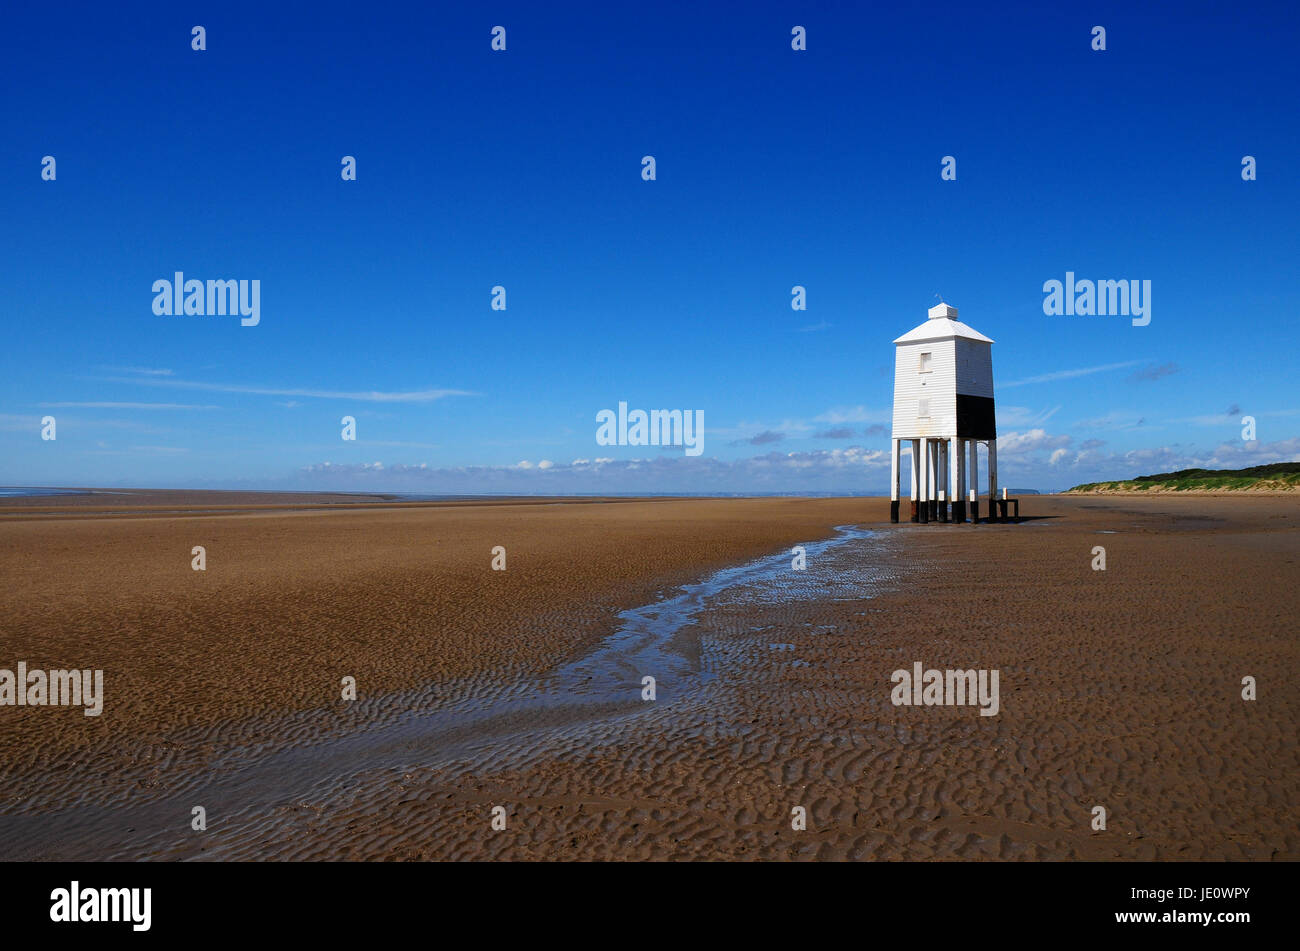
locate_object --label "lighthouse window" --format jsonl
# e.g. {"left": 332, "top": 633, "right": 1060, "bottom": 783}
{"left": 918, "top": 352, "right": 932, "bottom": 373}
{"left": 917, "top": 398, "right": 930, "bottom": 419}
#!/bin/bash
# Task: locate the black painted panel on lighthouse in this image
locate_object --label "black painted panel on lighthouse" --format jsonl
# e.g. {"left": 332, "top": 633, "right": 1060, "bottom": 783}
{"left": 956, "top": 394, "right": 996, "bottom": 438}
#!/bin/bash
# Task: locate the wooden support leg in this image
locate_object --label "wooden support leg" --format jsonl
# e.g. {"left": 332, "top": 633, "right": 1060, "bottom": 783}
{"left": 909, "top": 439, "right": 919, "bottom": 522}
{"left": 988, "top": 440, "right": 999, "bottom": 524}
{"left": 919, "top": 437, "right": 929, "bottom": 524}
{"left": 890, "top": 438, "right": 900, "bottom": 523}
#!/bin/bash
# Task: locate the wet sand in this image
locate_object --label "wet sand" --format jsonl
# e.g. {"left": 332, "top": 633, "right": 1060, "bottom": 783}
{"left": 0, "top": 494, "right": 1295, "bottom": 860}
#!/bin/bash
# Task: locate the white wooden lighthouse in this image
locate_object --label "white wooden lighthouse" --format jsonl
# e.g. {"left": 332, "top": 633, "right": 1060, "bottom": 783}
{"left": 889, "top": 302, "right": 1002, "bottom": 524}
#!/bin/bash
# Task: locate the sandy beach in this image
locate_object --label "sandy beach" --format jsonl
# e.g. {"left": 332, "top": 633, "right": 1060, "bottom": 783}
{"left": 0, "top": 493, "right": 1295, "bottom": 861}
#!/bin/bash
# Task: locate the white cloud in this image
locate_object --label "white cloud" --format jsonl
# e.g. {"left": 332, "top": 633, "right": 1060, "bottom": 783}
{"left": 982, "top": 435, "right": 1300, "bottom": 489}
{"left": 297, "top": 445, "right": 893, "bottom": 494}
{"left": 291, "top": 435, "right": 1300, "bottom": 495}
{"left": 996, "top": 428, "right": 1073, "bottom": 455}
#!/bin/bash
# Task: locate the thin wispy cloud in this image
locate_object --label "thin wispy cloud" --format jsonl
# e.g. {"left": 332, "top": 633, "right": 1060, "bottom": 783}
{"left": 998, "top": 405, "right": 1061, "bottom": 428}
{"left": 1128, "top": 362, "right": 1179, "bottom": 382}
{"left": 0, "top": 413, "right": 164, "bottom": 433}
{"left": 730, "top": 430, "right": 787, "bottom": 446}
{"left": 0, "top": 414, "right": 38, "bottom": 432}
{"left": 102, "top": 366, "right": 174, "bottom": 376}
{"left": 1074, "top": 411, "right": 1150, "bottom": 432}
{"left": 814, "top": 405, "right": 890, "bottom": 425}
{"left": 718, "top": 409, "right": 888, "bottom": 445}
{"left": 101, "top": 377, "right": 475, "bottom": 403}
{"left": 40, "top": 401, "right": 218, "bottom": 410}
{"left": 999, "top": 360, "right": 1141, "bottom": 388}
{"left": 85, "top": 445, "right": 191, "bottom": 455}
{"left": 712, "top": 418, "right": 813, "bottom": 441}
{"left": 363, "top": 440, "right": 442, "bottom": 449}
{"left": 1170, "top": 408, "right": 1300, "bottom": 427}
{"left": 1173, "top": 413, "right": 1248, "bottom": 427}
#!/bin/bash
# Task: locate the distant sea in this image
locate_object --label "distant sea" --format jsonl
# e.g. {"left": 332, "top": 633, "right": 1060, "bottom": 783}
{"left": 0, "top": 487, "right": 1052, "bottom": 499}
{"left": 0, "top": 488, "right": 889, "bottom": 500}
{"left": 0, "top": 488, "right": 92, "bottom": 498}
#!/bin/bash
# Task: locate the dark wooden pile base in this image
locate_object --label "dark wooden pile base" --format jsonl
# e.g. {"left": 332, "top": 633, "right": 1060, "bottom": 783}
{"left": 891, "top": 498, "right": 1020, "bottom": 524}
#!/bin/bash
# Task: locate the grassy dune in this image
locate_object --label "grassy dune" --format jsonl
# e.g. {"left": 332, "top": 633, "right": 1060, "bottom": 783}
{"left": 1069, "top": 462, "right": 1300, "bottom": 493}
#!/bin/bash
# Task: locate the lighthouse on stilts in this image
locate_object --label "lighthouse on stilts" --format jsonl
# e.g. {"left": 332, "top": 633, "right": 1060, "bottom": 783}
{"left": 889, "top": 302, "right": 1007, "bottom": 525}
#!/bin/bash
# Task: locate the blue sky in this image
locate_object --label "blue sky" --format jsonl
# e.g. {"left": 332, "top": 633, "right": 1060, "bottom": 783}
{"left": 3, "top": 0, "right": 1297, "bottom": 494}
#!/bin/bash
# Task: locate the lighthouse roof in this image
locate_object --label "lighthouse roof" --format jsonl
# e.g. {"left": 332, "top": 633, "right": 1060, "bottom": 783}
{"left": 893, "top": 304, "right": 994, "bottom": 345}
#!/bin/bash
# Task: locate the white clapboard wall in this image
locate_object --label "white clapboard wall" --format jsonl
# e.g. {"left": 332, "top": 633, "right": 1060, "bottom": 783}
{"left": 891, "top": 303, "right": 995, "bottom": 441}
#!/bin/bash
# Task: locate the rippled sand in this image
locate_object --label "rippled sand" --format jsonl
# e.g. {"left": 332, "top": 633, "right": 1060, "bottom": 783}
{"left": 0, "top": 494, "right": 1295, "bottom": 860}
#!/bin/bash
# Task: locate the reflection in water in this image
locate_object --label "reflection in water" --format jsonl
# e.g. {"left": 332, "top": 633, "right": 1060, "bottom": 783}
{"left": 0, "top": 524, "right": 904, "bottom": 859}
